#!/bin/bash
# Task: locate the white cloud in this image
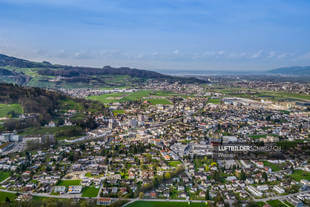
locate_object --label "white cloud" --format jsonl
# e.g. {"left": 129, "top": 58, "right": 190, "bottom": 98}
{"left": 268, "top": 51, "right": 276, "bottom": 58}
{"left": 277, "top": 53, "right": 288, "bottom": 59}
{"left": 173, "top": 49, "right": 179, "bottom": 55}
{"left": 251, "top": 50, "right": 263, "bottom": 58}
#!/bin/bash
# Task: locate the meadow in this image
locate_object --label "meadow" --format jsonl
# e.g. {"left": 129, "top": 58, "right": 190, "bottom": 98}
{"left": 88, "top": 90, "right": 175, "bottom": 104}
{"left": 56, "top": 180, "right": 81, "bottom": 187}
{"left": 0, "top": 171, "right": 10, "bottom": 182}
{"left": 289, "top": 169, "right": 310, "bottom": 181}
{"left": 81, "top": 185, "right": 99, "bottom": 197}
{"left": 0, "top": 104, "right": 23, "bottom": 117}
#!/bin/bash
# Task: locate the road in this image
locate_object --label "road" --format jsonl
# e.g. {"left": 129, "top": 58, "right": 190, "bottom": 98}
{"left": 122, "top": 198, "right": 208, "bottom": 207}
{"left": 2, "top": 188, "right": 307, "bottom": 207}
{"left": 254, "top": 190, "right": 310, "bottom": 202}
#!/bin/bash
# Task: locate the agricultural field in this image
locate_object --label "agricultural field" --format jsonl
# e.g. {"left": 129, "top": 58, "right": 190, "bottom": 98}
{"left": 81, "top": 185, "right": 99, "bottom": 197}
{"left": 0, "top": 171, "right": 10, "bottom": 182}
{"left": 0, "top": 104, "right": 23, "bottom": 118}
{"left": 88, "top": 90, "right": 176, "bottom": 104}
{"left": 56, "top": 180, "right": 81, "bottom": 187}
{"left": 212, "top": 87, "right": 310, "bottom": 102}
{"left": 126, "top": 201, "right": 209, "bottom": 207}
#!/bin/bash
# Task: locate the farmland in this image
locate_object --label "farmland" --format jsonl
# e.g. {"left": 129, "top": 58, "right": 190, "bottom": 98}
{"left": 88, "top": 90, "right": 175, "bottom": 104}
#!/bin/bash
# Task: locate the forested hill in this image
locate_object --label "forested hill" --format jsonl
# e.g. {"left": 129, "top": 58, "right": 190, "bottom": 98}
{"left": 0, "top": 83, "right": 108, "bottom": 131}
{"left": 0, "top": 53, "right": 208, "bottom": 88}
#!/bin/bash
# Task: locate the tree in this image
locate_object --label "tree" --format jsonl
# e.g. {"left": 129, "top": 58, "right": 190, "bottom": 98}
{"left": 164, "top": 172, "right": 171, "bottom": 180}
{"left": 240, "top": 170, "right": 247, "bottom": 181}
{"left": 262, "top": 172, "right": 268, "bottom": 181}
{"left": 5, "top": 197, "right": 10, "bottom": 203}
{"left": 205, "top": 189, "right": 210, "bottom": 200}
{"left": 214, "top": 193, "right": 223, "bottom": 204}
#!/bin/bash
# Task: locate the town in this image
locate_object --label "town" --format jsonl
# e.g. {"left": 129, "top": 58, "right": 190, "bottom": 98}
{"left": 0, "top": 79, "right": 310, "bottom": 207}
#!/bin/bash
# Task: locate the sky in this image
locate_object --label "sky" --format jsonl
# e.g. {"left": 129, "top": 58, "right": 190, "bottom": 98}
{"left": 0, "top": 0, "right": 310, "bottom": 71}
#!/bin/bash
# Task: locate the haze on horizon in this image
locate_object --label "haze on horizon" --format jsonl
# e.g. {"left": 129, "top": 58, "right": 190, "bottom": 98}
{"left": 0, "top": 0, "right": 310, "bottom": 71}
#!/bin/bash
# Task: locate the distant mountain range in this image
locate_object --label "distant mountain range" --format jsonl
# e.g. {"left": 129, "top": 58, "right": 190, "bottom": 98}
{"left": 0, "top": 53, "right": 207, "bottom": 88}
{"left": 268, "top": 66, "right": 310, "bottom": 75}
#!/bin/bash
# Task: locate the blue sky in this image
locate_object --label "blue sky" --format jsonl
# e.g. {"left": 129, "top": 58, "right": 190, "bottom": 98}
{"left": 0, "top": 0, "right": 310, "bottom": 71}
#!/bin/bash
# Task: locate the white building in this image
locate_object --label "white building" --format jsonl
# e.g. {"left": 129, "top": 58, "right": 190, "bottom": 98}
{"left": 68, "top": 185, "right": 82, "bottom": 194}
{"left": 273, "top": 186, "right": 285, "bottom": 194}
{"left": 247, "top": 186, "right": 263, "bottom": 197}
{"left": 257, "top": 185, "right": 269, "bottom": 191}
{"left": 54, "top": 186, "right": 66, "bottom": 193}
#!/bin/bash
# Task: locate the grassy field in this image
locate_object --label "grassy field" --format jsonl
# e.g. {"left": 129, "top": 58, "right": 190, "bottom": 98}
{"left": 264, "top": 91, "right": 310, "bottom": 101}
{"left": 207, "top": 98, "right": 220, "bottom": 104}
{"left": 56, "top": 180, "right": 81, "bottom": 187}
{"left": 81, "top": 186, "right": 99, "bottom": 197}
{"left": 88, "top": 90, "right": 177, "bottom": 104}
{"left": 263, "top": 161, "right": 285, "bottom": 172}
{"left": 0, "top": 104, "right": 23, "bottom": 118}
{"left": 213, "top": 87, "right": 310, "bottom": 102}
{"left": 289, "top": 169, "right": 310, "bottom": 181}
{"left": 0, "top": 171, "right": 10, "bottom": 182}
{"left": 168, "top": 161, "right": 182, "bottom": 167}
{"left": 267, "top": 200, "right": 286, "bottom": 207}
{"left": 113, "top": 110, "right": 126, "bottom": 116}
{"left": 0, "top": 191, "right": 17, "bottom": 202}
{"left": 19, "top": 126, "right": 84, "bottom": 140}
{"left": 127, "top": 201, "right": 209, "bottom": 207}
{"left": 145, "top": 98, "right": 172, "bottom": 105}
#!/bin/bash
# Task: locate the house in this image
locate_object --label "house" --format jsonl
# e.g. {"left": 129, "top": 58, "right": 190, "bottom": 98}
{"left": 178, "top": 186, "right": 185, "bottom": 191}
{"left": 247, "top": 186, "right": 263, "bottom": 197}
{"left": 257, "top": 185, "right": 269, "bottom": 191}
{"left": 47, "top": 121, "right": 56, "bottom": 128}
{"left": 54, "top": 186, "right": 66, "bottom": 193}
{"left": 111, "top": 187, "right": 118, "bottom": 194}
{"left": 97, "top": 198, "right": 112, "bottom": 206}
{"left": 68, "top": 185, "right": 82, "bottom": 194}
{"left": 273, "top": 186, "right": 285, "bottom": 194}
{"left": 226, "top": 176, "right": 237, "bottom": 182}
